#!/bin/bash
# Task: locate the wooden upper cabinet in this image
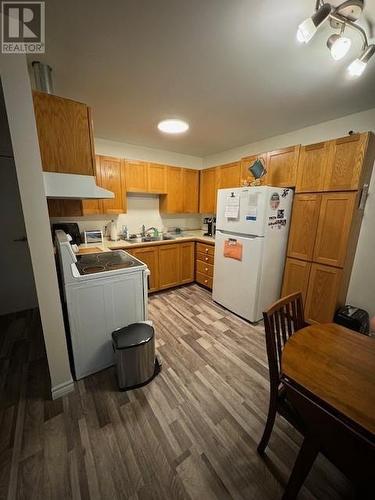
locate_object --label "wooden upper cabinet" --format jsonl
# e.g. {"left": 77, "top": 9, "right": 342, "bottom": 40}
{"left": 183, "top": 168, "right": 199, "bottom": 213}
{"left": 180, "top": 242, "right": 195, "bottom": 284}
{"left": 266, "top": 145, "right": 300, "bottom": 187}
{"left": 81, "top": 196, "right": 101, "bottom": 215}
{"left": 305, "top": 263, "right": 342, "bottom": 324}
{"left": 32, "top": 91, "right": 95, "bottom": 175}
{"left": 159, "top": 166, "right": 184, "bottom": 213}
{"left": 313, "top": 192, "right": 357, "bottom": 268}
{"left": 148, "top": 163, "right": 167, "bottom": 193}
{"left": 199, "top": 167, "right": 217, "bottom": 213}
{"left": 240, "top": 154, "right": 267, "bottom": 185}
{"left": 281, "top": 258, "right": 311, "bottom": 305}
{"left": 217, "top": 162, "right": 240, "bottom": 189}
{"left": 125, "top": 160, "right": 149, "bottom": 192}
{"left": 323, "top": 133, "right": 369, "bottom": 191}
{"left": 287, "top": 194, "right": 321, "bottom": 261}
{"left": 47, "top": 199, "right": 84, "bottom": 218}
{"left": 98, "top": 155, "right": 126, "bottom": 214}
{"left": 296, "top": 142, "right": 330, "bottom": 193}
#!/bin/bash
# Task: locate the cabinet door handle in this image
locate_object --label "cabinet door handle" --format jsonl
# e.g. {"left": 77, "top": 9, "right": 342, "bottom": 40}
{"left": 205, "top": 248, "right": 208, "bottom": 253}
{"left": 204, "top": 279, "right": 208, "bottom": 284}
{"left": 205, "top": 257, "right": 208, "bottom": 261}
{"left": 205, "top": 268, "right": 208, "bottom": 272}
{"left": 13, "top": 236, "right": 27, "bottom": 242}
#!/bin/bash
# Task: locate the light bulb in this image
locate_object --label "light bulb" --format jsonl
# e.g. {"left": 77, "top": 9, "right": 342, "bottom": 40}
{"left": 347, "top": 45, "right": 375, "bottom": 78}
{"left": 347, "top": 58, "right": 367, "bottom": 77}
{"left": 296, "top": 4, "right": 331, "bottom": 44}
{"left": 328, "top": 35, "right": 351, "bottom": 61}
{"left": 296, "top": 18, "right": 317, "bottom": 44}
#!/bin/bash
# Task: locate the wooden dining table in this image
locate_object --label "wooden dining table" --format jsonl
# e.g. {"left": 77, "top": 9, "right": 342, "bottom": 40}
{"left": 281, "top": 323, "right": 375, "bottom": 499}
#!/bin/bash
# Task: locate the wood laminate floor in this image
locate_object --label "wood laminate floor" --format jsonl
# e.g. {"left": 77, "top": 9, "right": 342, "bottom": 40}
{"left": 0, "top": 284, "right": 354, "bottom": 500}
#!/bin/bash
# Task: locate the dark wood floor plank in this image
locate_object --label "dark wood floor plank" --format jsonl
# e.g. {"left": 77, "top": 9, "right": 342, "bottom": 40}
{"left": 0, "top": 287, "right": 353, "bottom": 499}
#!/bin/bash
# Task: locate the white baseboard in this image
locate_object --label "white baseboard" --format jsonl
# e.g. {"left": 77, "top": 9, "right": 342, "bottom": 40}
{"left": 51, "top": 379, "right": 75, "bottom": 400}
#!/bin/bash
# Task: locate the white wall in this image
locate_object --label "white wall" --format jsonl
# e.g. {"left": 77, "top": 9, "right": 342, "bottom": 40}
{"left": 204, "top": 107, "right": 375, "bottom": 166}
{"left": 95, "top": 137, "right": 203, "bottom": 169}
{"left": 203, "top": 107, "right": 375, "bottom": 317}
{"left": 0, "top": 54, "right": 73, "bottom": 399}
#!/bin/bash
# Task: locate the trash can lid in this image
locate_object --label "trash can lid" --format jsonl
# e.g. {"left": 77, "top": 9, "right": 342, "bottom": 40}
{"left": 112, "top": 322, "right": 154, "bottom": 350}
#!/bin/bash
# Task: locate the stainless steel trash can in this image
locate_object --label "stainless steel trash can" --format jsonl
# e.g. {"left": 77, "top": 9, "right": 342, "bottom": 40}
{"left": 112, "top": 322, "right": 156, "bottom": 390}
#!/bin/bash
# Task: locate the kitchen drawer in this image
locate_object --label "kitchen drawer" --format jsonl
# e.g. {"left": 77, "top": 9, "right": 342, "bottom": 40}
{"left": 196, "top": 260, "right": 214, "bottom": 277}
{"left": 196, "top": 251, "right": 214, "bottom": 265}
{"left": 196, "top": 272, "right": 213, "bottom": 289}
{"left": 196, "top": 242, "right": 215, "bottom": 256}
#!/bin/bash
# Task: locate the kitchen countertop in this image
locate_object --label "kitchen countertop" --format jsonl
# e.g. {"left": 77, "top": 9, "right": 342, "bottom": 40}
{"left": 77, "top": 230, "right": 215, "bottom": 254}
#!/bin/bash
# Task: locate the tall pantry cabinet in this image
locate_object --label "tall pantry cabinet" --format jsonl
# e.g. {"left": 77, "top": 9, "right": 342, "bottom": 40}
{"left": 282, "top": 132, "right": 375, "bottom": 324}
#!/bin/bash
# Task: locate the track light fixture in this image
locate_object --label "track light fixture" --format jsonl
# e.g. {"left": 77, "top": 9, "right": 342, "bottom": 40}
{"left": 297, "top": 1, "right": 374, "bottom": 77}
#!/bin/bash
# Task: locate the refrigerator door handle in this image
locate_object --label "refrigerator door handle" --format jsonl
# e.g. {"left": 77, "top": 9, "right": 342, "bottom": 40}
{"left": 216, "top": 229, "right": 262, "bottom": 241}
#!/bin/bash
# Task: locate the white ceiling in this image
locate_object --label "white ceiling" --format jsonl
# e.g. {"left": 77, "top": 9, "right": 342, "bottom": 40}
{"left": 32, "top": 0, "right": 375, "bottom": 156}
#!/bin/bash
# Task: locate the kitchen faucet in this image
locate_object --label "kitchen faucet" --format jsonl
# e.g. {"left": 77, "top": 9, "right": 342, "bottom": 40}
{"left": 141, "top": 225, "right": 158, "bottom": 237}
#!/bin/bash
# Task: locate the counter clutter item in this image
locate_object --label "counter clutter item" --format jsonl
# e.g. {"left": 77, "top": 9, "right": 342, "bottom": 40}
{"left": 84, "top": 229, "right": 103, "bottom": 245}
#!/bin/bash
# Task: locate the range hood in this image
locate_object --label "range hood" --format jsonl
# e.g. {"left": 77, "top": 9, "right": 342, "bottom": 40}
{"left": 43, "top": 172, "right": 114, "bottom": 199}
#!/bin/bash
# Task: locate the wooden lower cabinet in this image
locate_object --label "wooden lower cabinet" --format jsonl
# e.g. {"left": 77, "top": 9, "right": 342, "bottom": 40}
{"left": 128, "top": 246, "right": 159, "bottom": 292}
{"left": 305, "top": 264, "right": 342, "bottom": 324}
{"left": 158, "top": 244, "right": 181, "bottom": 290}
{"left": 134, "top": 242, "right": 194, "bottom": 291}
{"left": 281, "top": 258, "right": 311, "bottom": 305}
{"left": 195, "top": 242, "right": 215, "bottom": 289}
{"left": 282, "top": 260, "right": 342, "bottom": 324}
{"left": 180, "top": 242, "right": 195, "bottom": 284}
{"left": 127, "top": 241, "right": 211, "bottom": 293}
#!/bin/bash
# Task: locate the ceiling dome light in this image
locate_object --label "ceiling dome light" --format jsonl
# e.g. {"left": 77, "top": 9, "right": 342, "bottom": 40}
{"left": 157, "top": 119, "right": 189, "bottom": 134}
{"left": 327, "top": 34, "right": 351, "bottom": 60}
{"left": 347, "top": 44, "right": 375, "bottom": 77}
{"left": 296, "top": 3, "right": 331, "bottom": 43}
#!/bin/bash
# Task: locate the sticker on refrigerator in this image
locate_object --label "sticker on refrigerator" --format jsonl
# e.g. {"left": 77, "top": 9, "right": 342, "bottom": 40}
{"left": 268, "top": 219, "right": 287, "bottom": 230}
{"left": 270, "top": 192, "right": 280, "bottom": 210}
{"left": 245, "top": 207, "right": 257, "bottom": 221}
{"left": 277, "top": 209, "right": 285, "bottom": 219}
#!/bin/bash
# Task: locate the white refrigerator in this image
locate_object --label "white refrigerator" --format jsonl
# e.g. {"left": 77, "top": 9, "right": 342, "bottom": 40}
{"left": 212, "top": 186, "right": 293, "bottom": 323}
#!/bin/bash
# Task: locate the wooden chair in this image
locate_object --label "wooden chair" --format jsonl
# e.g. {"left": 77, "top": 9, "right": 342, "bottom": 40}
{"left": 257, "top": 292, "right": 307, "bottom": 455}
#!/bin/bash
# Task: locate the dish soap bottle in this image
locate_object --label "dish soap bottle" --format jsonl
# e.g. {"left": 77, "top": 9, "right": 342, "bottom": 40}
{"left": 110, "top": 220, "right": 119, "bottom": 241}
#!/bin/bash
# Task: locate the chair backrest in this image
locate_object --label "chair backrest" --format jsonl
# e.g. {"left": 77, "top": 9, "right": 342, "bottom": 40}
{"left": 263, "top": 292, "right": 305, "bottom": 391}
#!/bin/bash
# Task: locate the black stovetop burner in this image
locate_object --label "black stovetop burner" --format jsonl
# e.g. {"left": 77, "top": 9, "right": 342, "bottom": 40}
{"left": 76, "top": 251, "right": 139, "bottom": 275}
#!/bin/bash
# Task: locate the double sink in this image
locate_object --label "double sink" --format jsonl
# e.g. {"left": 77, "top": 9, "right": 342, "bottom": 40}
{"left": 122, "top": 234, "right": 176, "bottom": 244}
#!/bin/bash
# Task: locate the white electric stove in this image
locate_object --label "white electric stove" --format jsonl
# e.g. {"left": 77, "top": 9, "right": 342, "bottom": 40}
{"left": 55, "top": 230, "right": 150, "bottom": 379}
